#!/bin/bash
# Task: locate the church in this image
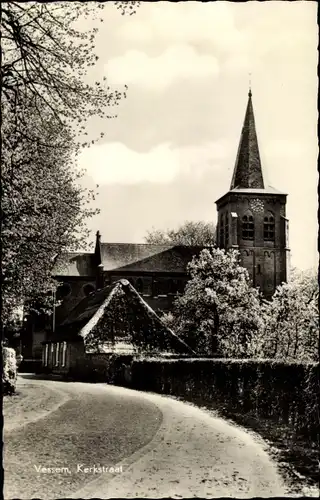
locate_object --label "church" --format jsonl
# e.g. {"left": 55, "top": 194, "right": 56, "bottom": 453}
{"left": 216, "top": 89, "right": 290, "bottom": 298}
{"left": 23, "top": 90, "right": 290, "bottom": 365}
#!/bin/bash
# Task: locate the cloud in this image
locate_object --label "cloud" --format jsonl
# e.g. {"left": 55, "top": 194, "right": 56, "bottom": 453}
{"left": 76, "top": 1, "right": 317, "bottom": 271}
{"left": 105, "top": 45, "right": 220, "bottom": 90}
{"left": 117, "top": 2, "right": 244, "bottom": 53}
{"left": 78, "top": 140, "right": 231, "bottom": 185}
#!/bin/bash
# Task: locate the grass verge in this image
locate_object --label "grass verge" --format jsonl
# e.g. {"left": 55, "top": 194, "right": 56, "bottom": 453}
{"left": 178, "top": 394, "right": 319, "bottom": 494}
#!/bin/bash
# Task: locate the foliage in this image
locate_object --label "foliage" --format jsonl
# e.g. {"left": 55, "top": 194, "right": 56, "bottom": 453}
{"left": 1, "top": 3, "right": 135, "bottom": 325}
{"left": 251, "top": 268, "right": 319, "bottom": 361}
{"left": 145, "top": 220, "right": 216, "bottom": 246}
{"left": 1, "top": 2, "right": 125, "bottom": 138}
{"left": 168, "top": 248, "right": 263, "bottom": 356}
{"left": 131, "top": 357, "right": 319, "bottom": 443}
{"left": 2, "top": 95, "right": 99, "bottom": 324}
{"left": 114, "top": 1, "right": 141, "bottom": 16}
{"left": 2, "top": 347, "right": 17, "bottom": 395}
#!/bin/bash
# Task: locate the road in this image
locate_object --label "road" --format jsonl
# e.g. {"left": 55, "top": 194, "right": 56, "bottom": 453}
{"left": 4, "top": 375, "right": 289, "bottom": 499}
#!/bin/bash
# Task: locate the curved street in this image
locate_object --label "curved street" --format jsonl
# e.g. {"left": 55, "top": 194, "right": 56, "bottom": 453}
{"left": 4, "top": 375, "right": 288, "bottom": 499}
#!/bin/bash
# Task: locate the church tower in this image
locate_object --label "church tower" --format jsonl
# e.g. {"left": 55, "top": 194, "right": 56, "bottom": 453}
{"left": 215, "top": 90, "right": 290, "bottom": 298}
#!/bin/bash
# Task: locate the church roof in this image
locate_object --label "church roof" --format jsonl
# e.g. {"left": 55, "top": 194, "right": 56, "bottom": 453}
{"left": 215, "top": 185, "right": 287, "bottom": 205}
{"left": 99, "top": 243, "right": 205, "bottom": 273}
{"left": 61, "top": 283, "right": 113, "bottom": 326}
{"left": 230, "top": 90, "right": 265, "bottom": 190}
{"left": 100, "top": 243, "right": 174, "bottom": 271}
{"left": 53, "top": 252, "right": 96, "bottom": 277}
{"left": 55, "top": 279, "right": 195, "bottom": 355}
{"left": 52, "top": 242, "right": 207, "bottom": 278}
{"left": 229, "top": 186, "right": 285, "bottom": 194}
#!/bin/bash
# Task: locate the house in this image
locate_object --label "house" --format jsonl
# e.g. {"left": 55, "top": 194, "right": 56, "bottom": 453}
{"left": 25, "top": 243, "right": 206, "bottom": 364}
{"left": 41, "top": 279, "right": 195, "bottom": 378}
{"left": 53, "top": 241, "right": 207, "bottom": 325}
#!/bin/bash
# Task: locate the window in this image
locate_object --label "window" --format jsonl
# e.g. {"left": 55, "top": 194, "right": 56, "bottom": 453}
{"left": 44, "top": 344, "right": 49, "bottom": 367}
{"left": 50, "top": 343, "right": 54, "bottom": 365}
{"left": 61, "top": 342, "right": 67, "bottom": 367}
{"left": 168, "top": 279, "right": 179, "bottom": 295}
{"left": 264, "top": 214, "right": 275, "bottom": 240}
{"left": 219, "top": 214, "right": 225, "bottom": 247}
{"left": 56, "top": 283, "right": 71, "bottom": 300}
{"left": 177, "top": 280, "right": 184, "bottom": 294}
{"left": 55, "top": 342, "right": 60, "bottom": 366}
{"left": 242, "top": 214, "right": 254, "bottom": 240}
{"left": 83, "top": 283, "right": 95, "bottom": 297}
{"left": 152, "top": 279, "right": 159, "bottom": 297}
{"left": 136, "top": 278, "right": 143, "bottom": 294}
{"left": 225, "top": 213, "right": 229, "bottom": 247}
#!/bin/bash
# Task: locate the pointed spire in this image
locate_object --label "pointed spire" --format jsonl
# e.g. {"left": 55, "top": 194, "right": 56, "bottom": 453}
{"left": 230, "top": 90, "right": 264, "bottom": 190}
{"left": 94, "top": 230, "right": 102, "bottom": 266}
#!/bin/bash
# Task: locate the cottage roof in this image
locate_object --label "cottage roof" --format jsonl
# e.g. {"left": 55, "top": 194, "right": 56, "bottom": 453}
{"left": 56, "top": 279, "right": 195, "bottom": 355}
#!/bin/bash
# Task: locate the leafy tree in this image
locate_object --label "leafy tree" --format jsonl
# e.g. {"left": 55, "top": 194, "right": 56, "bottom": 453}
{"left": 253, "top": 268, "right": 319, "bottom": 361}
{"left": 114, "top": 1, "right": 141, "bottom": 16}
{"left": 1, "top": 96, "right": 97, "bottom": 327}
{"left": 166, "top": 248, "right": 263, "bottom": 356}
{"left": 145, "top": 220, "right": 216, "bottom": 246}
{"left": 1, "top": 3, "right": 137, "bottom": 328}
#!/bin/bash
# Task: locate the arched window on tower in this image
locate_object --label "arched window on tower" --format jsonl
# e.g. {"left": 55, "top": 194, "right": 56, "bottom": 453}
{"left": 264, "top": 213, "right": 275, "bottom": 241}
{"left": 219, "top": 213, "right": 225, "bottom": 247}
{"left": 242, "top": 212, "right": 254, "bottom": 240}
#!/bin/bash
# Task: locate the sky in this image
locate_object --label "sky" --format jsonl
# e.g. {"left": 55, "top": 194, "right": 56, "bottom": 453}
{"left": 76, "top": 1, "right": 318, "bottom": 271}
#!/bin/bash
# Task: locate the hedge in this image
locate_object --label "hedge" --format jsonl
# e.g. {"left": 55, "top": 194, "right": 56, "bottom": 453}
{"left": 68, "top": 354, "right": 134, "bottom": 384}
{"left": 130, "top": 358, "right": 319, "bottom": 442}
{"left": 2, "top": 347, "right": 17, "bottom": 395}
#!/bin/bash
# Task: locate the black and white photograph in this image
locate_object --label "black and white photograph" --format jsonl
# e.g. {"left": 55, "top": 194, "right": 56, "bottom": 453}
{"left": 2, "top": 1, "right": 318, "bottom": 498}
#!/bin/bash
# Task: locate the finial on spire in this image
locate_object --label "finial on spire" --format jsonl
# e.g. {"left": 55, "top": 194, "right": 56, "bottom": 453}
{"left": 248, "top": 72, "right": 252, "bottom": 98}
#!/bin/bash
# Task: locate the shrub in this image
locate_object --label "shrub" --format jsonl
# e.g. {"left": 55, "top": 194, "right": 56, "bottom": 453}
{"left": 2, "top": 347, "right": 17, "bottom": 395}
{"left": 131, "top": 358, "right": 319, "bottom": 443}
{"left": 68, "top": 353, "right": 134, "bottom": 384}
